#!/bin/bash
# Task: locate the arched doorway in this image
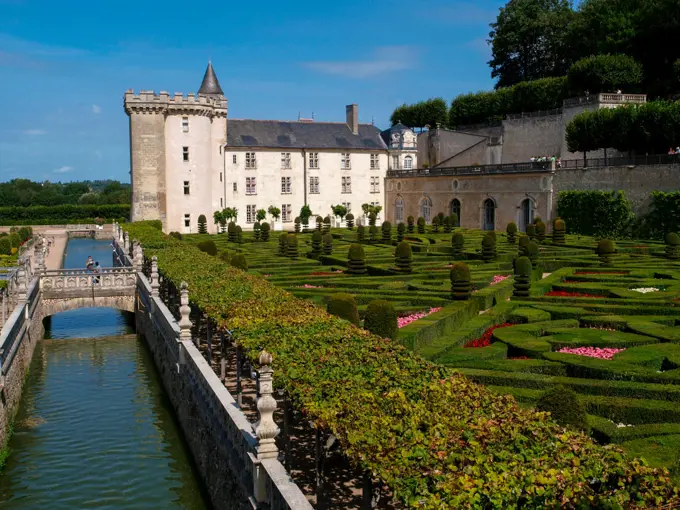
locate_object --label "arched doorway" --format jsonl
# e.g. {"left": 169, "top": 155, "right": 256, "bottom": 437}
{"left": 520, "top": 198, "right": 535, "bottom": 232}
{"left": 483, "top": 199, "right": 495, "bottom": 231}
{"left": 450, "top": 199, "right": 461, "bottom": 226}
{"left": 395, "top": 197, "right": 404, "bottom": 223}
{"left": 420, "top": 197, "right": 432, "bottom": 222}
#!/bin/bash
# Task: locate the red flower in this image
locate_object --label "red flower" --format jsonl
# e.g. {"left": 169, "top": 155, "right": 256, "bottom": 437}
{"left": 545, "top": 290, "right": 606, "bottom": 298}
{"left": 464, "top": 323, "right": 513, "bottom": 348}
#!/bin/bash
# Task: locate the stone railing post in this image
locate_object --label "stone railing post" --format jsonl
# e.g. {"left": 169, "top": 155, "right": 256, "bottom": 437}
{"left": 133, "top": 242, "right": 143, "bottom": 272}
{"left": 16, "top": 264, "right": 27, "bottom": 305}
{"left": 33, "top": 239, "right": 44, "bottom": 275}
{"left": 124, "top": 232, "right": 130, "bottom": 254}
{"left": 256, "top": 350, "right": 280, "bottom": 460}
{"left": 178, "top": 282, "right": 192, "bottom": 341}
{"left": 150, "top": 256, "right": 160, "bottom": 297}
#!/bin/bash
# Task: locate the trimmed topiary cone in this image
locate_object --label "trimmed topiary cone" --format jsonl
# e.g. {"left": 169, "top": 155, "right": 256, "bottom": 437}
{"left": 286, "top": 233, "right": 298, "bottom": 258}
{"left": 443, "top": 215, "right": 452, "bottom": 233}
{"left": 513, "top": 256, "right": 532, "bottom": 298}
{"left": 381, "top": 221, "right": 392, "bottom": 243}
{"left": 432, "top": 216, "right": 440, "bottom": 233}
{"left": 553, "top": 219, "right": 566, "bottom": 245}
{"left": 278, "top": 232, "right": 287, "bottom": 256}
{"left": 665, "top": 232, "right": 680, "bottom": 260}
{"left": 345, "top": 213, "right": 354, "bottom": 230}
{"left": 518, "top": 235, "right": 530, "bottom": 256}
{"left": 294, "top": 217, "right": 301, "bottom": 233}
{"left": 311, "top": 230, "right": 322, "bottom": 257}
{"left": 506, "top": 222, "right": 518, "bottom": 243}
{"left": 535, "top": 220, "right": 546, "bottom": 243}
{"left": 452, "top": 232, "right": 465, "bottom": 259}
{"left": 537, "top": 386, "right": 587, "bottom": 430}
{"left": 364, "top": 300, "right": 398, "bottom": 340}
{"left": 198, "top": 214, "right": 208, "bottom": 234}
{"left": 397, "top": 222, "right": 406, "bottom": 242}
{"left": 597, "top": 239, "right": 616, "bottom": 267}
{"left": 235, "top": 225, "right": 243, "bottom": 243}
{"left": 369, "top": 212, "right": 377, "bottom": 227}
{"left": 227, "top": 221, "right": 237, "bottom": 243}
{"left": 481, "top": 233, "right": 496, "bottom": 262}
{"left": 260, "top": 222, "right": 270, "bottom": 242}
{"left": 407, "top": 216, "right": 415, "bottom": 233}
{"left": 322, "top": 216, "right": 331, "bottom": 235}
{"left": 526, "top": 224, "right": 536, "bottom": 241}
{"left": 450, "top": 262, "right": 472, "bottom": 300}
{"left": 357, "top": 225, "right": 366, "bottom": 242}
{"left": 347, "top": 243, "right": 367, "bottom": 275}
{"left": 322, "top": 233, "right": 333, "bottom": 255}
{"left": 526, "top": 241, "right": 539, "bottom": 268}
{"left": 315, "top": 216, "right": 323, "bottom": 231}
{"left": 253, "top": 221, "right": 261, "bottom": 240}
{"left": 417, "top": 217, "right": 426, "bottom": 234}
{"left": 449, "top": 213, "right": 458, "bottom": 228}
{"left": 230, "top": 253, "right": 248, "bottom": 271}
{"left": 394, "top": 241, "right": 413, "bottom": 273}
{"left": 327, "top": 292, "right": 360, "bottom": 326}
{"left": 369, "top": 226, "right": 379, "bottom": 243}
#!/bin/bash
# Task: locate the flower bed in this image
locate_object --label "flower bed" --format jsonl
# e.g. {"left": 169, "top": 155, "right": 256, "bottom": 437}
{"left": 546, "top": 290, "right": 607, "bottom": 298}
{"left": 397, "top": 307, "right": 442, "bottom": 328}
{"left": 490, "top": 274, "right": 509, "bottom": 285}
{"left": 464, "top": 323, "right": 513, "bottom": 348}
{"left": 557, "top": 346, "right": 625, "bottom": 360}
{"left": 296, "top": 284, "right": 323, "bottom": 289}
{"left": 631, "top": 287, "right": 660, "bottom": 293}
{"left": 309, "top": 270, "right": 343, "bottom": 276}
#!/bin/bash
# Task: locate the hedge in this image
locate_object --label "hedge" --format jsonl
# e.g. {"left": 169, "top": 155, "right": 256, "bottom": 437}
{"left": 123, "top": 222, "right": 680, "bottom": 508}
{"left": 390, "top": 98, "right": 448, "bottom": 129}
{"left": 0, "top": 204, "right": 130, "bottom": 225}
{"left": 567, "top": 54, "right": 643, "bottom": 96}
{"left": 556, "top": 191, "right": 634, "bottom": 238}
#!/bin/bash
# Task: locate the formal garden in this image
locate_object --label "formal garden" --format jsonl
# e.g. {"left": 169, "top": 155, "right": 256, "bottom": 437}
{"left": 124, "top": 215, "right": 680, "bottom": 507}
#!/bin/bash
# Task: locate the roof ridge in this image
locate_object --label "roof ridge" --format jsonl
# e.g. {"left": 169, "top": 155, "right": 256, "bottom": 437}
{"left": 229, "top": 118, "right": 377, "bottom": 127}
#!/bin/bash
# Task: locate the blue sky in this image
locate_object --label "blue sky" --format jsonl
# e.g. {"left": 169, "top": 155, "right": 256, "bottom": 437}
{"left": 0, "top": 0, "right": 504, "bottom": 183}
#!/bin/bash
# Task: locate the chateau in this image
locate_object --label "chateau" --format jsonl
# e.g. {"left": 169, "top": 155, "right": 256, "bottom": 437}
{"left": 124, "top": 63, "right": 417, "bottom": 233}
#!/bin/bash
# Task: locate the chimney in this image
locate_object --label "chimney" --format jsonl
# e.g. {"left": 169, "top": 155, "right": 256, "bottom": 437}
{"left": 346, "top": 104, "right": 359, "bottom": 135}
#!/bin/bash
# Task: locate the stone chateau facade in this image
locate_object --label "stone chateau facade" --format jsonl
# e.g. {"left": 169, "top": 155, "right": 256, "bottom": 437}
{"left": 124, "top": 63, "right": 417, "bottom": 233}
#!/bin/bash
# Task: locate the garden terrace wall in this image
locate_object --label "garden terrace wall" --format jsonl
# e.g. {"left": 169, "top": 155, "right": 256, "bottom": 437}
{"left": 123, "top": 222, "right": 680, "bottom": 508}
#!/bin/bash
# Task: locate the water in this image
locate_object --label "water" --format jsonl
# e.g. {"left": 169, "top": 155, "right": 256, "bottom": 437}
{"left": 0, "top": 239, "right": 209, "bottom": 509}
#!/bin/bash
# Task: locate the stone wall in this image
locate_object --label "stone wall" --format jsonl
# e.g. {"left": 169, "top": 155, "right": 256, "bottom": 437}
{"left": 552, "top": 164, "right": 680, "bottom": 215}
{"left": 500, "top": 115, "right": 563, "bottom": 163}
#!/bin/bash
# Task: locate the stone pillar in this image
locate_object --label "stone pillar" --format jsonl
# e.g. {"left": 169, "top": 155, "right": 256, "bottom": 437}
{"left": 150, "top": 256, "right": 160, "bottom": 297}
{"left": 124, "top": 232, "right": 130, "bottom": 254}
{"left": 133, "top": 242, "right": 143, "bottom": 272}
{"left": 119, "top": 225, "right": 125, "bottom": 244}
{"left": 16, "top": 264, "right": 27, "bottom": 305}
{"left": 178, "top": 281, "right": 192, "bottom": 341}
{"left": 255, "top": 350, "right": 279, "bottom": 460}
{"left": 33, "top": 240, "right": 43, "bottom": 275}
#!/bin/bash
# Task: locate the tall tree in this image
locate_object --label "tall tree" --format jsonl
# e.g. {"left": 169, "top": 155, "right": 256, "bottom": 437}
{"left": 488, "top": 0, "right": 575, "bottom": 88}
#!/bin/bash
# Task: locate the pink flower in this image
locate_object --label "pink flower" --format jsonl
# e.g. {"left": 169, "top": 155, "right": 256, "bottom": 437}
{"left": 295, "top": 284, "right": 323, "bottom": 289}
{"left": 557, "top": 346, "right": 625, "bottom": 360}
{"left": 490, "top": 275, "right": 509, "bottom": 285}
{"left": 397, "top": 307, "right": 442, "bottom": 328}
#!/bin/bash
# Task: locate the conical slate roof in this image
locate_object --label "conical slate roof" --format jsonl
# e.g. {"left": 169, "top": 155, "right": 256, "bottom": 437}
{"left": 198, "top": 62, "right": 224, "bottom": 96}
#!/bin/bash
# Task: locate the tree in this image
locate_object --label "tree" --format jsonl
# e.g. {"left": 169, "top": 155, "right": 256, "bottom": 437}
{"left": 390, "top": 98, "right": 449, "bottom": 128}
{"left": 223, "top": 207, "right": 238, "bottom": 222}
{"left": 567, "top": 54, "right": 643, "bottom": 95}
{"left": 256, "top": 208, "right": 267, "bottom": 222}
{"left": 299, "top": 205, "right": 312, "bottom": 228}
{"left": 197, "top": 214, "right": 208, "bottom": 234}
{"left": 267, "top": 205, "right": 281, "bottom": 222}
{"left": 488, "top": 0, "right": 575, "bottom": 88}
{"left": 213, "top": 210, "right": 226, "bottom": 232}
{"left": 331, "top": 204, "right": 348, "bottom": 222}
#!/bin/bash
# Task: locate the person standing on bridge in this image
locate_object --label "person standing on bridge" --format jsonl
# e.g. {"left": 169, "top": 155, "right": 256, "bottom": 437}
{"left": 86, "top": 256, "right": 94, "bottom": 271}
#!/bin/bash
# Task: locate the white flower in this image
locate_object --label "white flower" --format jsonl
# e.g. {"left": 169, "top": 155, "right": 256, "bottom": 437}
{"left": 630, "top": 287, "right": 659, "bottom": 293}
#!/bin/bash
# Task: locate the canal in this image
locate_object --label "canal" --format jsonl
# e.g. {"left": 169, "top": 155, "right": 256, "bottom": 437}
{"left": 0, "top": 238, "right": 209, "bottom": 509}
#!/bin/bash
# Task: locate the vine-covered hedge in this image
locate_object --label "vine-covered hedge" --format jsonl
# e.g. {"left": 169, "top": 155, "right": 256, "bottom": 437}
{"left": 0, "top": 204, "right": 130, "bottom": 225}
{"left": 557, "top": 191, "right": 634, "bottom": 238}
{"left": 638, "top": 191, "right": 680, "bottom": 239}
{"left": 124, "top": 222, "right": 680, "bottom": 508}
{"left": 565, "top": 100, "right": 680, "bottom": 154}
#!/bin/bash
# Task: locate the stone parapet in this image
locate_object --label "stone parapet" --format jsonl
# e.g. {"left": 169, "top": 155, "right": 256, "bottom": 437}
{"left": 123, "top": 90, "right": 227, "bottom": 118}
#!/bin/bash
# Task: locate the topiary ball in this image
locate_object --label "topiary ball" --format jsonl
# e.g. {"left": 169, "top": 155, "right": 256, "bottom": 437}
{"left": 311, "top": 230, "right": 322, "bottom": 256}
{"left": 407, "top": 216, "right": 415, "bottom": 233}
{"left": 506, "top": 222, "right": 518, "bottom": 243}
{"left": 665, "top": 232, "right": 680, "bottom": 260}
{"left": 450, "top": 262, "right": 471, "bottom": 300}
{"left": 481, "top": 233, "right": 496, "bottom": 262}
{"left": 526, "top": 241, "right": 539, "bottom": 268}
{"left": 322, "top": 233, "right": 333, "bottom": 255}
{"left": 286, "top": 233, "right": 299, "bottom": 258}
{"left": 665, "top": 232, "right": 680, "bottom": 246}
{"left": 364, "top": 300, "right": 398, "bottom": 340}
{"left": 535, "top": 220, "right": 546, "bottom": 242}
{"left": 526, "top": 224, "right": 536, "bottom": 240}
{"left": 397, "top": 222, "right": 406, "bottom": 242}
{"left": 537, "top": 386, "right": 587, "bottom": 430}
{"left": 230, "top": 253, "right": 248, "bottom": 271}
{"left": 452, "top": 232, "right": 465, "bottom": 259}
{"left": 327, "top": 293, "right": 360, "bottom": 325}
{"left": 345, "top": 213, "right": 355, "bottom": 229}
{"left": 395, "top": 241, "right": 412, "bottom": 273}
{"left": 381, "top": 221, "right": 392, "bottom": 243}
{"left": 553, "top": 219, "right": 566, "bottom": 245}
{"left": 197, "top": 240, "right": 217, "bottom": 256}
{"left": 417, "top": 217, "right": 426, "bottom": 234}
{"left": 347, "top": 243, "right": 367, "bottom": 275}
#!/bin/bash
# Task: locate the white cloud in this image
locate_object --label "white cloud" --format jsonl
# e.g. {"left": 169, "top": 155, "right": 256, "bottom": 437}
{"left": 53, "top": 165, "right": 73, "bottom": 174}
{"left": 303, "top": 46, "right": 417, "bottom": 79}
{"left": 22, "top": 129, "right": 46, "bottom": 136}
{"left": 92, "top": 104, "right": 102, "bottom": 114}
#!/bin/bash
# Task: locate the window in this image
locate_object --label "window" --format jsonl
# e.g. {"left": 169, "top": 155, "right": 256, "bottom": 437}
{"left": 183, "top": 181, "right": 190, "bottom": 195}
{"left": 309, "top": 152, "right": 319, "bottom": 169}
{"left": 182, "top": 146, "right": 189, "bottom": 162}
{"left": 184, "top": 214, "right": 190, "bottom": 227}
{"left": 370, "top": 154, "right": 380, "bottom": 169}
{"left": 341, "top": 176, "right": 351, "bottom": 193}
{"left": 420, "top": 197, "right": 432, "bottom": 222}
{"left": 342, "top": 202, "right": 351, "bottom": 213}
{"left": 395, "top": 197, "right": 404, "bottom": 223}
{"left": 309, "top": 176, "right": 320, "bottom": 194}
{"left": 484, "top": 198, "right": 495, "bottom": 231}
{"left": 220, "top": 172, "right": 222, "bottom": 182}
{"left": 246, "top": 177, "right": 257, "bottom": 195}
{"left": 370, "top": 176, "right": 380, "bottom": 193}
{"left": 233, "top": 182, "right": 237, "bottom": 192}
{"left": 281, "top": 176, "right": 291, "bottom": 194}
{"left": 246, "top": 152, "right": 256, "bottom": 169}
{"left": 282, "top": 204, "right": 292, "bottom": 223}
{"left": 246, "top": 205, "right": 257, "bottom": 224}
{"left": 392, "top": 155, "right": 399, "bottom": 170}
{"left": 341, "top": 153, "right": 351, "bottom": 169}
{"left": 450, "top": 199, "right": 461, "bottom": 226}
{"left": 182, "top": 117, "right": 189, "bottom": 133}
{"left": 404, "top": 156, "right": 413, "bottom": 169}
{"left": 220, "top": 198, "right": 223, "bottom": 208}
{"left": 232, "top": 154, "right": 237, "bottom": 164}
{"left": 281, "top": 152, "right": 291, "bottom": 169}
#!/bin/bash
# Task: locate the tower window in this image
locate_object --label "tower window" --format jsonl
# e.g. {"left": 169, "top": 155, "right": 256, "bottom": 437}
{"left": 233, "top": 182, "right": 237, "bottom": 192}
{"left": 182, "top": 117, "right": 189, "bottom": 133}
{"left": 182, "top": 147, "right": 189, "bottom": 162}
{"left": 183, "top": 181, "right": 190, "bottom": 195}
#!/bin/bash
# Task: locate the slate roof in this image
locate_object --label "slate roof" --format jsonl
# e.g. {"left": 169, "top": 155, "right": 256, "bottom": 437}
{"left": 380, "top": 122, "right": 413, "bottom": 145}
{"left": 198, "top": 62, "right": 224, "bottom": 96}
{"left": 227, "top": 120, "right": 388, "bottom": 150}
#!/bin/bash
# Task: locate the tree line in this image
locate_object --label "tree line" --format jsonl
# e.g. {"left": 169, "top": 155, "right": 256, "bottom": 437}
{"left": 0, "top": 179, "right": 131, "bottom": 207}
